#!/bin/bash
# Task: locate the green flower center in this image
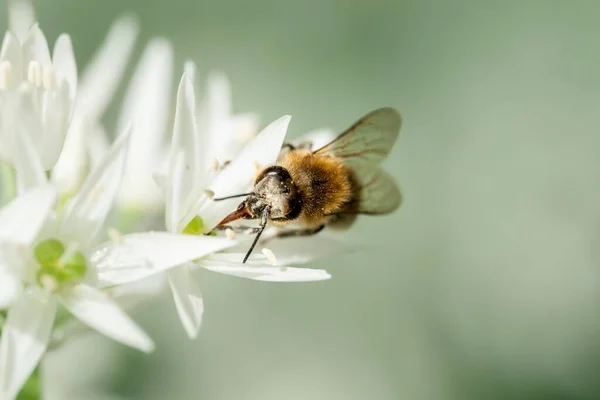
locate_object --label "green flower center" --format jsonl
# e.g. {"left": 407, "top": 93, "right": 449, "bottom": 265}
{"left": 183, "top": 216, "right": 205, "bottom": 235}
{"left": 34, "top": 238, "right": 87, "bottom": 291}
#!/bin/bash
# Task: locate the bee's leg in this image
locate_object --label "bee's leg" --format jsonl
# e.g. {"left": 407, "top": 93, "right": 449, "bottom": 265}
{"left": 243, "top": 207, "right": 270, "bottom": 263}
{"left": 270, "top": 225, "right": 325, "bottom": 240}
{"left": 212, "top": 225, "right": 262, "bottom": 234}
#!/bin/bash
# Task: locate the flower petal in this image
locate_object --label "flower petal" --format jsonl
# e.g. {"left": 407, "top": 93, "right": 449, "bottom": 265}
{"left": 0, "top": 184, "right": 56, "bottom": 244}
{"left": 152, "top": 172, "right": 167, "bottom": 198}
{"left": 60, "top": 284, "right": 154, "bottom": 353}
{"left": 183, "top": 60, "right": 196, "bottom": 83}
{"left": 202, "top": 71, "right": 232, "bottom": 165}
{"left": 167, "top": 73, "right": 200, "bottom": 231}
{"left": 50, "top": 118, "right": 90, "bottom": 196}
{"left": 231, "top": 112, "right": 260, "bottom": 145}
{"left": 8, "top": 0, "right": 35, "bottom": 43}
{"left": 191, "top": 115, "right": 291, "bottom": 231}
{"left": 0, "top": 269, "right": 20, "bottom": 309}
{"left": 0, "top": 287, "right": 57, "bottom": 400}
{"left": 223, "top": 234, "right": 351, "bottom": 265}
{"left": 21, "top": 23, "right": 51, "bottom": 66}
{"left": 12, "top": 114, "right": 47, "bottom": 194}
{"left": 59, "top": 128, "right": 130, "bottom": 249}
{"left": 165, "top": 151, "right": 184, "bottom": 233}
{"left": 0, "top": 32, "right": 23, "bottom": 84}
{"left": 117, "top": 38, "right": 173, "bottom": 210}
{"left": 75, "top": 15, "right": 139, "bottom": 119}
{"left": 40, "top": 82, "right": 71, "bottom": 169}
{"left": 52, "top": 34, "right": 78, "bottom": 103}
{"left": 93, "top": 232, "right": 236, "bottom": 287}
{"left": 201, "top": 263, "right": 331, "bottom": 282}
{"left": 168, "top": 266, "right": 204, "bottom": 338}
{"left": 107, "top": 274, "right": 167, "bottom": 312}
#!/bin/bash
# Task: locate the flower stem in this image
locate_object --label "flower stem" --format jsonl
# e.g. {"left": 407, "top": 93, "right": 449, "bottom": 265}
{"left": 16, "top": 367, "right": 42, "bottom": 400}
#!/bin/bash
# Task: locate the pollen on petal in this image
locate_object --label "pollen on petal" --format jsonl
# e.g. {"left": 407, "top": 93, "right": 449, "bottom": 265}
{"left": 203, "top": 189, "right": 215, "bottom": 199}
{"left": 27, "top": 60, "right": 43, "bottom": 86}
{"left": 210, "top": 158, "right": 221, "bottom": 173}
{"left": 225, "top": 228, "right": 236, "bottom": 240}
{"left": 40, "top": 274, "right": 59, "bottom": 292}
{"left": 42, "top": 64, "right": 57, "bottom": 90}
{"left": 108, "top": 228, "right": 124, "bottom": 244}
{"left": 0, "top": 61, "right": 12, "bottom": 90}
{"left": 262, "top": 247, "right": 277, "bottom": 266}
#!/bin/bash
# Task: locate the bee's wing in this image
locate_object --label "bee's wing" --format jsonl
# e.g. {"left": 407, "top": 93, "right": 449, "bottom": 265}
{"left": 314, "top": 107, "right": 401, "bottom": 181}
{"left": 351, "top": 169, "right": 402, "bottom": 215}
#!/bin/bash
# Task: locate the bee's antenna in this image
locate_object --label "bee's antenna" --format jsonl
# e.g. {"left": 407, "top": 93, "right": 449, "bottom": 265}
{"left": 213, "top": 192, "right": 254, "bottom": 201}
{"left": 243, "top": 206, "right": 270, "bottom": 263}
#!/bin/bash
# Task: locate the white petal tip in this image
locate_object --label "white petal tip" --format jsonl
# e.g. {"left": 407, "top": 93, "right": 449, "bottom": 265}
{"left": 113, "top": 13, "right": 141, "bottom": 35}
{"left": 140, "top": 341, "right": 156, "bottom": 353}
{"left": 185, "top": 328, "right": 201, "bottom": 340}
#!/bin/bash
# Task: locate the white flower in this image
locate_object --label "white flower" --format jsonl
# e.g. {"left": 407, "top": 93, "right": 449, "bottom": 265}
{"left": 0, "top": 123, "right": 238, "bottom": 399}
{"left": 0, "top": 134, "right": 148, "bottom": 400}
{"left": 51, "top": 14, "right": 140, "bottom": 196}
{"left": 115, "top": 39, "right": 173, "bottom": 211}
{"left": 0, "top": 185, "right": 57, "bottom": 308}
{"left": 151, "top": 70, "right": 332, "bottom": 339}
{"left": 0, "top": 0, "right": 77, "bottom": 170}
{"left": 186, "top": 63, "right": 260, "bottom": 173}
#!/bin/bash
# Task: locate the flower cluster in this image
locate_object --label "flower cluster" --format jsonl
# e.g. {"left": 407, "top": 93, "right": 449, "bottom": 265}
{"left": 0, "top": 1, "right": 343, "bottom": 398}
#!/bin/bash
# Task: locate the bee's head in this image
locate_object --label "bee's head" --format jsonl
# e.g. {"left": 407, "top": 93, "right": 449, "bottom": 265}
{"left": 249, "top": 165, "right": 301, "bottom": 220}
{"left": 216, "top": 166, "right": 301, "bottom": 226}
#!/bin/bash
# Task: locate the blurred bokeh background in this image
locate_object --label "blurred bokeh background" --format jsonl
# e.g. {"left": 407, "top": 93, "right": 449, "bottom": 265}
{"left": 3, "top": 0, "right": 600, "bottom": 399}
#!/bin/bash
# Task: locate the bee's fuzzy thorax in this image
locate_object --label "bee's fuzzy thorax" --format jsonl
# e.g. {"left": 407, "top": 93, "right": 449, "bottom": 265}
{"left": 278, "top": 150, "right": 353, "bottom": 226}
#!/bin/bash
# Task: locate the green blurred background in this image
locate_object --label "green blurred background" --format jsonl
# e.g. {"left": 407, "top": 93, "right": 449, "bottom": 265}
{"left": 4, "top": 0, "right": 600, "bottom": 399}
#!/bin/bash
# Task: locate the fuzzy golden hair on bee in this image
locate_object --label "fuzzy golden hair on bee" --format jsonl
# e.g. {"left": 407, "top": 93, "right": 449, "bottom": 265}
{"left": 278, "top": 150, "right": 353, "bottom": 226}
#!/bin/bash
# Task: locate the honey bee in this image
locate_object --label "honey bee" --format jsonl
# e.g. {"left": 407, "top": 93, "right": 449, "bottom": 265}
{"left": 214, "top": 107, "right": 402, "bottom": 262}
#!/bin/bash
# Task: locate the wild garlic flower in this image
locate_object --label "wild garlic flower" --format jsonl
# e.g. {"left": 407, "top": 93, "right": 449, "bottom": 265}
{"left": 0, "top": 135, "right": 151, "bottom": 400}
{"left": 114, "top": 39, "right": 173, "bottom": 212}
{"left": 0, "top": 186, "right": 56, "bottom": 309}
{"left": 0, "top": 123, "right": 242, "bottom": 399}
{"left": 186, "top": 62, "right": 260, "bottom": 172}
{"left": 0, "top": 6, "right": 76, "bottom": 170}
{"left": 51, "top": 15, "right": 140, "bottom": 198}
{"left": 150, "top": 70, "right": 331, "bottom": 339}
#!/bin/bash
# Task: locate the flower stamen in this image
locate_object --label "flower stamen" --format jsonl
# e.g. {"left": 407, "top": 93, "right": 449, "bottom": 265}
{"left": 0, "top": 61, "right": 12, "bottom": 90}
{"left": 210, "top": 158, "right": 220, "bottom": 172}
{"left": 42, "top": 65, "right": 57, "bottom": 90}
{"left": 39, "top": 274, "right": 59, "bottom": 292}
{"left": 225, "top": 228, "right": 236, "bottom": 240}
{"left": 27, "top": 61, "right": 43, "bottom": 87}
{"left": 262, "top": 247, "right": 277, "bottom": 266}
{"left": 108, "top": 228, "right": 124, "bottom": 244}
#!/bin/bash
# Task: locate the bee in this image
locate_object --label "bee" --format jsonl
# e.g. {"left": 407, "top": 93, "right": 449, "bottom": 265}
{"left": 213, "top": 107, "right": 402, "bottom": 263}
